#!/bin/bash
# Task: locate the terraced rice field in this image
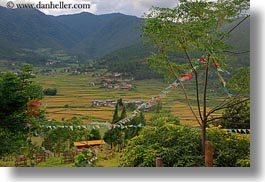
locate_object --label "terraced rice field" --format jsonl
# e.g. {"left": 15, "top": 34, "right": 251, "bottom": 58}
{"left": 36, "top": 73, "right": 224, "bottom": 125}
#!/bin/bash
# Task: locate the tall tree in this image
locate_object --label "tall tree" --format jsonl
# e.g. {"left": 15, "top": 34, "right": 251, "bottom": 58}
{"left": 142, "top": 0, "right": 250, "bottom": 160}
{"left": 90, "top": 128, "right": 101, "bottom": 140}
{"left": 120, "top": 106, "right": 127, "bottom": 120}
{"left": 104, "top": 98, "right": 127, "bottom": 151}
{"left": 112, "top": 104, "right": 119, "bottom": 123}
{"left": 0, "top": 64, "right": 43, "bottom": 156}
{"left": 125, "top": 112, "right": 146, "bottom": 140}
{"left": 0, "top": 64, "right": 43, "bottom": 133}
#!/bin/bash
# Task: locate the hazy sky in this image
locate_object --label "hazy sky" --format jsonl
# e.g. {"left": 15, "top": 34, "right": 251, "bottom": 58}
{"left": 0, "top": 0, "right": 179, "bottom": 16}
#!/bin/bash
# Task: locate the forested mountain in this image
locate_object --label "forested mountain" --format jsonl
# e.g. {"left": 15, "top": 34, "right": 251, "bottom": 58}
{"left": 0, "top": 6, "right": 143, "bottom": 60}
{"left": 0, "top": 6, "right": 249, "bottom": 71}
{"left": 99, "top": 17, "right": 250, "bottom": 77}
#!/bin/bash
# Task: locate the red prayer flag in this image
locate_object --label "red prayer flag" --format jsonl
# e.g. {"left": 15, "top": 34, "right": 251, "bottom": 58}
{"left": 212, "top": 58, "right": 219, "bottom": 68}
{"left": 199, "top": 57, "right": 207, "bottom": 63}
{"left": 180, "top": 74, "right": 192, "bottom": 81}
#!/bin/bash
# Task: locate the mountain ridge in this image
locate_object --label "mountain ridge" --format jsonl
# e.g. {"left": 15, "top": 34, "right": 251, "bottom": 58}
{"left": 0, "top": 6, "right": 143, "bottom": 60}
{"left": 0, "top": 6, "right": 249, "bottom": 69}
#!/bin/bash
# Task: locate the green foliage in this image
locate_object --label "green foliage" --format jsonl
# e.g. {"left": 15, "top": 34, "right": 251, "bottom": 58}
{"left": 236, "top": 155, "right": 250, "bottom": 167}
{"left": 0, "top": 9, "right": 142, "bottom": 61}
{"left": 42, "top": 118, "right": 95, "bottom": 153}
{"left": 0, "top": 64, "right": 43, "bottom": 157}
{"left": 126, "top": 102, "right": 137, "bottom": 111}
{"left": 0, "top": 128, "right": 26, "bottom": 157}
{"left": 90, "top": 128, "right": 101, "bottom": 140}
{"left": 104, "top": 99, "right": 126, "bottom": 150}
{"left": 0, "top": 65, "right": 43, "bottom": 132}
{"left": 219, "top": 98, "right": 250, "bottom": 129}
{"left": 75, "top": 149, "right": 97, "bottom": 167}
{"left": 150, "top": 112, "right": 180, "bottom": 126}
{"left": 142, "top": 0, "right": 250, "bottom": 157}
{"left": 153, "top": 99, "right": 163, "bottom": 113}
{"left": 112, "top": 104, "right": 119, "bottom": 123}
{"left": 0, "top": 5, "right": 249, "bottom": 72}
{"left": 43, "top": 88, "right": 57, "bottom": 96}
{"left": 207, "top": 127, "right": 250, "bottom": 167}
{"left": 121, "top": 123, "right": 203, "bottom": 167}
{"left": 103, "top": 129, "right": 115, "bottom": 149}
{"left": 104, "top": 99, "right": 146, "bottom": 151}
{"left": 120, "top": 120, "right": 249, "bottom": 167}
{"left": 124, "top": 112, "right": 146, "bottom": 140}
{"left": 228, "top": 67, "right": 250, "bottom": 95}
{"left": 120, "top": 106, "right": 127, "bottom": 120}
{"left": 143, "top": 0, "right": 249, "bottom": 76}
{"left": 97, "top": 43, "right": 163, "bottom": 80}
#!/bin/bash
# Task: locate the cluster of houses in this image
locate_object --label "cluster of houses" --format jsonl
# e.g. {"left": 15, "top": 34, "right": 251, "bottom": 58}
{"left": 91, "top": 100, "right": 144, "bottom": 108}
{"left": 100, "top": 78, "right": 132, "bottom": 90}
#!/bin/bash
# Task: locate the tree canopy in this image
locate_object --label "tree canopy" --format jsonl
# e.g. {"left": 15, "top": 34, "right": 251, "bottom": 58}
{"left": 0, "top": 64, "right": 43, "bottom": 156}
{"left": 142, "top": 0, "right": 250, "bottom": 157}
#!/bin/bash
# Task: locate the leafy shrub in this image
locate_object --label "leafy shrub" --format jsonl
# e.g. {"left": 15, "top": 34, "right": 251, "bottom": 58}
{"left": 75, "top": 149, "right": 97, "bottom": 167}
{"left": 42, "top": 118, "right": 91, "bottom": 153}
{"left": 120, "top": 124, "right": 203, "bottom": 167}
{"left": 43, "top": 88, "right": 57, "bottom": 96}
{"left": 219, "top": 98, "right": 250, "bottom": 129}
{"left": 120, "top": 120, "right": 250, "bottom": 167}
{"left": 207, "top": 127, "right": 250, "bottom": 167}
{"left": 0, "top": 128, "right": 26, "bottom": 157}
{"left": 236, "top": 156, "right": 250, "bottom": 167}
{"left": 90, "top": 128, "right": 101, "bottom": 140}
{"left": 150, "top": 112, "right": 180, "bottom": 126}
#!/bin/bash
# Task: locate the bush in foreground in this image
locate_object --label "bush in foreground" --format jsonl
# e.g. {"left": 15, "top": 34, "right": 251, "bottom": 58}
{"left": 120, "top": 121, "right": 250, "bottom": 167}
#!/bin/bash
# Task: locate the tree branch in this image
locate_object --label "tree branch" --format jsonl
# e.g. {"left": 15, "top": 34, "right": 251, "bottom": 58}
{"left": 203, "top": 55, "right": 210, "bottom": 122}
{"left": 182, "top": 45, "right": 204, "bottom": 123}
{"left": 223, "top": 50, "right": 250, "bottom": 54}
{"left": 163, "top": 52, "right": 202, "bottom": 127}
{"left": 206, "top": 98, "right": 249, "bottom": 119}
{"left": 206, "top": 88, "right": 246, "bottom": 118}
{"left": 220, "top": 15, "right": 250, "bottom": 40}
{"left": 207, "top": 116, "right": 242, "bottom": 124}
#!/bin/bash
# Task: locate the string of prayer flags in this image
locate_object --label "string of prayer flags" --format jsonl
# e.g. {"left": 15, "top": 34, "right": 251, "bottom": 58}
{"left": 39, "top": 56, "right": 233, "bottom": 132}
{"left": 169, "top": 82, "right": 179, "bottom": 89}
{"left": 227, "top": 129, "right": 250, "bottom": 134}
{"left": 112, "top": 55, "right": 232, "bottom": 127}
{"left": 211, "top": 56, "right": 230, "bottom": 73}
{"left": 212, "top": 56, "right": 231, "bottom": 97}
{"left": 41, "top": 56, "right": 232, "bottom": 131}
{"left": 40, "top": 121, "right": 144, "bottom": 130}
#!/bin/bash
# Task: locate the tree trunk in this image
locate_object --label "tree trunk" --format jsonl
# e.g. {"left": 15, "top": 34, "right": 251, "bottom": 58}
{"left": 156, "top": 157, "right": 163, "bottom": 167}
{"left": 201, "top": 122, "right": 206, "bottom": 156}
{"left": 205, "top": 141, "right": 213, "bottom": 167}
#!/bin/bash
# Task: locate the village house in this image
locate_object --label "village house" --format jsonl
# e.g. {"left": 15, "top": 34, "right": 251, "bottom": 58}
{"left": 99, "top": 78, "right": 132, "bottom": 90}
{"left": 91, "top": 100, "right": 144, "bottom": 108}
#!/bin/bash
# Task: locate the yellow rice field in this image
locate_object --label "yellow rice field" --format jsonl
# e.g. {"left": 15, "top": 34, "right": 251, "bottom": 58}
{"left": 36, "top": 73, "right": 224, "bottom": 125}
